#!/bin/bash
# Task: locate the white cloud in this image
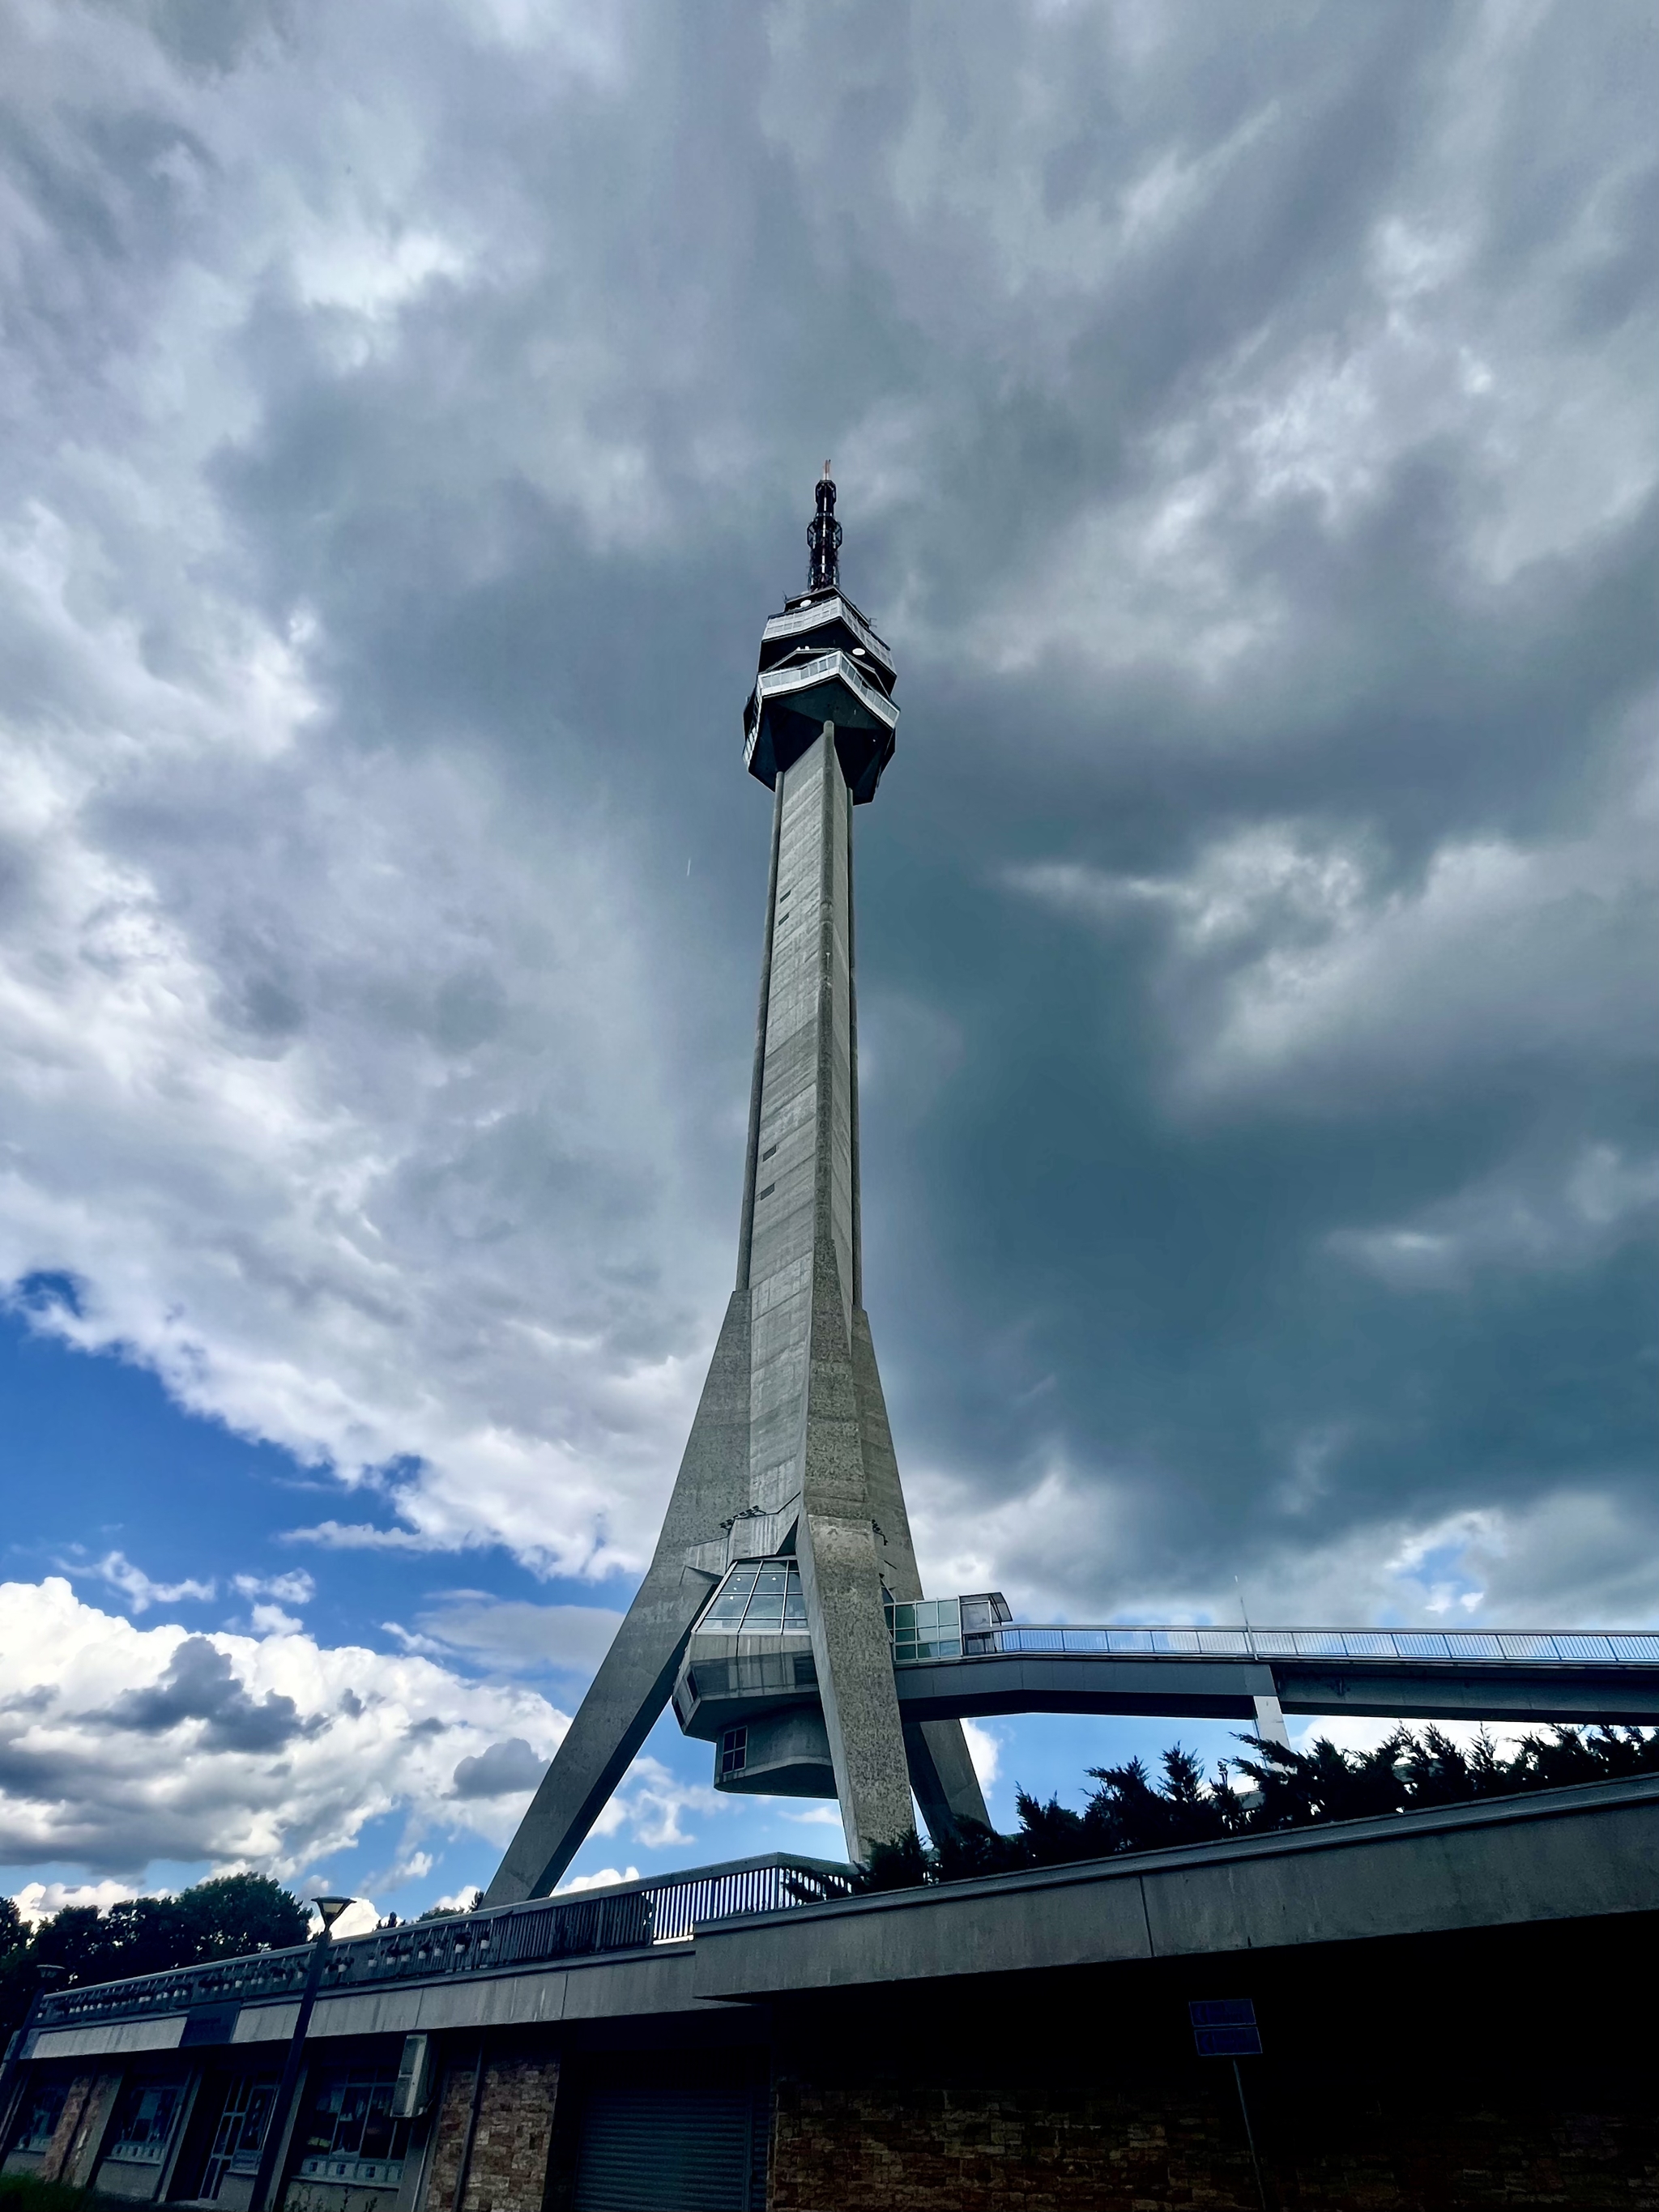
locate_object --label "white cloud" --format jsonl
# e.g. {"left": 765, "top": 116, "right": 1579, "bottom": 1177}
{"left": 962, "top": 1720, "right": 1001, "bottom": 1788}
{"left": 589, "top": 1757, "right": 723, "bottom": 1853}
{"left": 0, "top": 1, "right": 743, "bottom": 1586}
{"left": 233, "top": 1572, "right": 317, "bottom": 1606}
{"left": 555, "top": 1865, "right": 640, "bottom": 1894}
{"left": 0, "top": 1576, "right": 569, "bottom": 1881}
{"left": 413, "top": 1596, "right": 626, "bottom": 1675}
{"left": 0, "top": 670, "right": 713, "bottom": 1574}
{"left": 12, "top": 1878, "right": 140, "bottom": 1924}
{"left": 90, "top": 1552, "right": 216, "bottom": 1614}
{"left": 308, "top": 1896, "right": 381, "bottom": 1939}
{"left": 249, "top": 1605, "right": 305, "bottom": 1635}
{"left": 0, "top": 1580, "right": 743, "bottom": 1889}
{"left": 291, "top": 1524, "right": 456, "bottom": 1555}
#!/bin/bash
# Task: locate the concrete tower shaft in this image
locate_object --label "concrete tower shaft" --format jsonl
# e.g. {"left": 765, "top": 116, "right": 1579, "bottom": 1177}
{"left": 486, "top": 484, "right": 985, "bottom": 1901}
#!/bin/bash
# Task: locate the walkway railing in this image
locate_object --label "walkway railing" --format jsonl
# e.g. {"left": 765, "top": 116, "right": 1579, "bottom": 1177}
{"left": 32, "top": 1856, "right": 852, "bottom": 2031}
{"left": 887, "top": 1598, "right": 1659, "bottom": 1669}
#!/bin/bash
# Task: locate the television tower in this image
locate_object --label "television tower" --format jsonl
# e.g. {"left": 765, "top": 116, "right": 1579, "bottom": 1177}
{"left": 488, "top": 469, "right": 987, "bottom": 1898}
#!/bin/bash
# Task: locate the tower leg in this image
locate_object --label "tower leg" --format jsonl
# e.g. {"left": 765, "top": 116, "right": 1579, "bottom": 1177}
{"left": 904, "top": 1720, "right": 991, "bottom": 1841}
{"left": 1252, "top": 1690, "right": 1292, "bottom": 1751}
{"left": 484, "top": 1291, "right": 753, "bottom": 1903}
{"left": 796, "top": 1230, "right": 916, "bottom": 1864}
{"left": 850, "top": 1307, "right": 991, "bottom": 1840}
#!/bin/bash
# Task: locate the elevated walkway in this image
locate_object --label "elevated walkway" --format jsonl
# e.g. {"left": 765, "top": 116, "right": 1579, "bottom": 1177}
{"left": 892, "top": 1616, "right": 1659, "bottom": 1726}
{"left": 674, "top": 1578, "right": 1659, "bottom": 1755}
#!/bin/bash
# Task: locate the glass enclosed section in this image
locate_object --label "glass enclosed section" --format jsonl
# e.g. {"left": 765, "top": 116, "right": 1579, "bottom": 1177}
{"left": 885, "top": 1597, "right": 962, "bottom": 1661}
{"left": 695, "top": 1559, "right": 808, "bottom": 1636}
{"left": 887, "top": 1592, "right": 1011, "bottom": 1661}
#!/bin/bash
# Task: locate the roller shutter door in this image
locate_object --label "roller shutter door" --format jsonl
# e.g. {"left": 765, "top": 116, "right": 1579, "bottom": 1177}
{"left": 573, "top": 2083, "right": 755, "bottom": 2212}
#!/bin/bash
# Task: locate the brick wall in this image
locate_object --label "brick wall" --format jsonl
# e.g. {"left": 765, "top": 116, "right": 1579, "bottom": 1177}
{"left": 770, "top": 2055, "right": 1659, "bottom": 2211}
{"left": 420, "top": 2045, "right": 561, "bottom": 2212}
{"left": 771, "top": 2063, "right": 1256, "bottom": 2212}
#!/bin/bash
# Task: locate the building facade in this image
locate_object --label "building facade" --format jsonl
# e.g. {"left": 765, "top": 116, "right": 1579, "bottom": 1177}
{"left": 8, "top": 1775, "right": 1659, "bottom": 2211}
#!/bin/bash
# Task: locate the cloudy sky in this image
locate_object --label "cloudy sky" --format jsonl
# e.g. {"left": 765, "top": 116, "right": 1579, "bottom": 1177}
{"left": 3, "top": 0, "right": 1657, "bottom": 1919}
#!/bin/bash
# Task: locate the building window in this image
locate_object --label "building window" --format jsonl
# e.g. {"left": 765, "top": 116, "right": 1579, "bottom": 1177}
{"left": 102, "top": 2078, "right": 186, "bottom": 2167}
{"left": 202, "top": 2075, "right": 277, "bottom": 2201}
{"left": 8, "top": 2081, "right": 67, "bottom": 2156}
{"left": 719, "top": 1727, "right": 748, "bottom": 1777}
{"left": 885, "top": 1596, "right": 962, "bottom": 1663}
{"left": 296, "top": 2068, "right": 411, "bottom": 2190}
{"left": 697, "top": 1559, "right": 807, "bottom": 1638}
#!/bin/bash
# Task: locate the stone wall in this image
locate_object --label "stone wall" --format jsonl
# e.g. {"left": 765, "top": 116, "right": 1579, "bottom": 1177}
{"left": 420, "top": 2044, "right": 561, "bottom": 2212}
{"left": 36, "top": 2067, "right": 122, "bottom": 2188}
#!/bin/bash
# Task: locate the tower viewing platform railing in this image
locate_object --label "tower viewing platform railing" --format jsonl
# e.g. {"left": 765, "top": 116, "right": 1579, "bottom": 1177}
{"left": 889, "top": 1604, "right": 1659, "bottom": 1669}
{"left": 28, "top": 1856, "right": 854, "bottom": 2034}
{"left": 885, "top": 1599, "right": 1659, "bottom": 1727}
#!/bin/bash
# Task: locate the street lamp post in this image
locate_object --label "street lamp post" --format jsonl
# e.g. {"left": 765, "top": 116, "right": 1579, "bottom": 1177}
{"left": 249, "top": 1897, "right": 354, "bottom": 2212}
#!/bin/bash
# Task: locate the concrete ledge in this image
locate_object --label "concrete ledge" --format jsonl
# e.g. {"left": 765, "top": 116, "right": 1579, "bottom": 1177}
{"left": 692, "top": 1772, "right": 1659, "bottom": 1998}
{"left": 307, "top": 1945, "right": 707, "bottom": 2036}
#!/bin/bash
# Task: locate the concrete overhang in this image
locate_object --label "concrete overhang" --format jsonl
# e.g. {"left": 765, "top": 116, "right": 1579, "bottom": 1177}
{"left": 690, "top": 1772, "right": 1659, "bottom": 2001}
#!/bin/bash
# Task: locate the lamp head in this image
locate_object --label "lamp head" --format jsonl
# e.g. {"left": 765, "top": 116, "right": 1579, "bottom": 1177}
{"left": 313, "top": 1895, "right": 354, "bottom": 1934}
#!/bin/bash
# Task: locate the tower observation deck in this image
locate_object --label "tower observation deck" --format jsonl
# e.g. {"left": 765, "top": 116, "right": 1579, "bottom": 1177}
{"left": 488, "top": 471, "right": 986, "bottom": 1899}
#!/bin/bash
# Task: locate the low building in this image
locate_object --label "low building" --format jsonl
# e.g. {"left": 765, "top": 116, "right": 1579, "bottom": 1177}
{"left": 6, "top": 1773, "right": 1659, "bottom": 2210}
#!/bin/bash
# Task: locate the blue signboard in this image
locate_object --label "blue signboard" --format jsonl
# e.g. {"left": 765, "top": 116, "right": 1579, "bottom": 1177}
{"left": 1189, "top": 1997, "right": 1262, "bottom": 2058}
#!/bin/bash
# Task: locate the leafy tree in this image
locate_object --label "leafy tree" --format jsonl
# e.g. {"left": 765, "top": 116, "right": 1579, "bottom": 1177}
{"left": 416, "top": 1890, "right": 484, "bottom": 1921}
{"left": 13, "top": 1874, "right": 309, "bottom": 2024}
{"left": 1082, "top": 1744, "right": 1247, "bottom": 1852}
{"left": 0, "top": 1898, "right": 35, "bottom": 2049}
{"left": 850, "top": 1721, "right": 1659, "bottom": 1891}
{"left": 852, "top": 1827, "right": 932, "bottom": 1891}
{"left": 172, "top": 1873, "right": 309, "bottom": 1959}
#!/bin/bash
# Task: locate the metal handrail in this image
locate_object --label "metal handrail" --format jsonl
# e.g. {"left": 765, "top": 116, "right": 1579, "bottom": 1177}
{"left": 761, "top": 593, "right": 894, "bottom": 668}
{"left": 907, "top": 1623, "right": 1659, "bottom": 1667}
{"left": 755, "top": 651, "right": 898, "bottom": 729}
{"left": 31, "top": 1856, "right": 853, "bottom": 2031}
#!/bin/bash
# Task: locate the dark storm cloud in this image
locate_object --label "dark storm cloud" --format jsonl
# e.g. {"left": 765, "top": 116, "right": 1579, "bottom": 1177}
{"left": 450, "top": 1737, "right": 543, "bottom": 1800}
{"left": 103, "top": 1638, "right": 313, "bottom": 1751}
{"left": 3, "top": 0, "right": 1658, "bottom": 1639}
